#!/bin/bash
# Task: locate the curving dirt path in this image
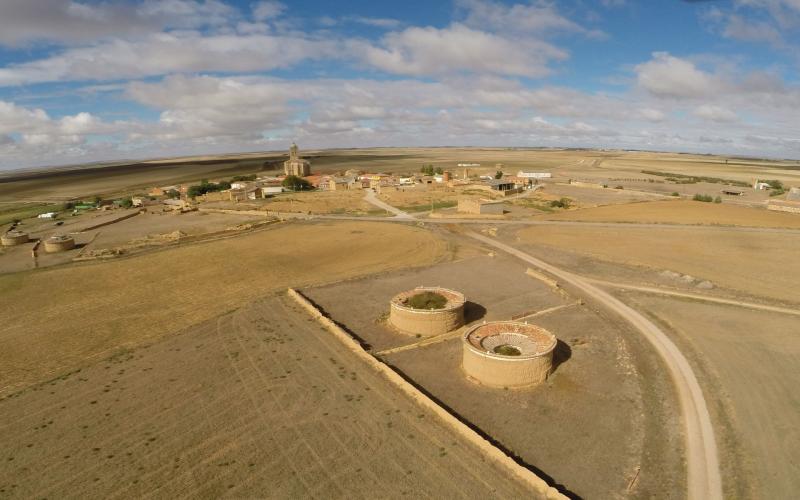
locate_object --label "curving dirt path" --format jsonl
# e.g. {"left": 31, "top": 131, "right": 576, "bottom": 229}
{"left": 466, "top": 230, "right": 723, "bottom": 500}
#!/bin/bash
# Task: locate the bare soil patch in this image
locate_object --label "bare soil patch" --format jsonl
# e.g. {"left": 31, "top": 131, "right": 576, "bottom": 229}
{"left": 516, "top": 225, "right": 800, "bottom": 304}
{"left": 620, "top": 294, "right": 800, "bottom": 499}
{"left": 541, "top": 200, "right": 800, "bottom": 228}
{"left": 303, "top": 255, "right": 684, "bottom": 498}
{"left": 0, "top": 295, "right": 532, "bottom": 498}
{"left": 0, "top": 221, "right": 447, "bottom": 396}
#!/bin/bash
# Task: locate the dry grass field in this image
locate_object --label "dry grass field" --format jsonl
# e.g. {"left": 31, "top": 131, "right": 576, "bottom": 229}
{"left": 261, "top": 190, "right": 374, "bottom": 214}
{"left": 542, "top": 199, "right": 800, "bottom": 228}
{"left": 620, "top": 294, "right": 800, "bottom": 500}
{"left": 0, "top": 221, "right": 447, "bottom": 396}
{"left": 303, "top": 255, "right": 685, "bottom": 498}
{"left": 515, "top": 225, "right": 800, "bottom": 304}
{"left": 0, "top": 294, "right": 533, "bottom": 498}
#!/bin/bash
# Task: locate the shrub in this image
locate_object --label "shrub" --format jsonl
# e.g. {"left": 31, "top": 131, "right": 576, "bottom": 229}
{"left": 714, "top": 196, "right": 722, "bottom": 203}
{"left": 282, "top": 175, "right": 311, "bottom": 191}
{"left": 119, "top": 197, "right": 133, "bottom": 209}
{"left": 550, "top": 197, "right": 572, "bottom": 209}
{"left": 406, "top": 292, "right": 447, "bottom": 310}
{"left": 614, "top": 185, "right": 624, "bottom": 190}
{"left": 693, "top": 194, "right": 713, "bottom": 203}
{"left": 494, "top": 171, "right": 503, "bottom": 179}
{"left": 671, "top": 192, "right": 680, "bottom": 197}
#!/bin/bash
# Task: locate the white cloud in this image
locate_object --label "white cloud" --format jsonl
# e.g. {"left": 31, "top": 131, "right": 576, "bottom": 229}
{"left": 636, "top": 52, "right": 719, "bottom": 98}
{"left": 0, "top": 0, "right": 238, "bottom": 46}
{"left": 352, "top": 24, "right": 567, "bottom": 77}
{"left": 251, "top": 1, "right": 286, "bottom": 21}
{"left": 693, "top": 104, "right": 738, "bottom": 123}
{"left": 0, "top": 33, "right": 338, "bottom": 86}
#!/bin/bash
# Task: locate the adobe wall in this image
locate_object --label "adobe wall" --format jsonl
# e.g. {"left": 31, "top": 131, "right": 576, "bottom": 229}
{"left": 1, "top": 231, "right": 29, "bottom": 246}
{"left": 462, "top": 347, "right": 553, "bottom": 388}
{"left": 389, "top": 287, "right": 465, "bottom": 337}
{"left": 44, "top": 237, "right": 75, "bottom": 253}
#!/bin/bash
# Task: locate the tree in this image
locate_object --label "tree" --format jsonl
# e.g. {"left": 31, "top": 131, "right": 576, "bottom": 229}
{"left": 282, "top": 175, "right": 311, "bottom": 191}
{"left": 165, "top": 189, "right": 180, "bottom": 199}
{"left": 495, "top": 171, "right": 503, "bottom": 179}
{"left": 434, "top": 167, "right": 443, "bottom": 175}
{"left": 120, "top": 197, "right": 133, "bottom": 208}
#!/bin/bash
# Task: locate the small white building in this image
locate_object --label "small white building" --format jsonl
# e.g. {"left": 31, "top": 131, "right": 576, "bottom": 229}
{"left": 38, "top": 212, "right": 57, "bottom": 219}
{"left": 517, "top": 171, "right": 552, "bottom": 179}
{"left": 231, "top": 181, "right": 250, "bottom": 190}
{"left": 261, "top": 186, "right": 283, "bottom": 196}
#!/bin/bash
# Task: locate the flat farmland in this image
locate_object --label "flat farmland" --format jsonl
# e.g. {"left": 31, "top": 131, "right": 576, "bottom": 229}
{"left": 303, "top": 255, "right": 685, "bottom": 498}
{"left": 0, "top": 294, "right": 533, "bottom": 498}
{"left": 619, "top": 294, "right": 800, "bottom": 499}
{"left": 0, "top": 221, "right": 447, "bottom": 396}
{"left": 541, "top": 199, "right": 800, "bottom": 228}
{"left": 515, "top": 225, "right": 800, "bottom": 304}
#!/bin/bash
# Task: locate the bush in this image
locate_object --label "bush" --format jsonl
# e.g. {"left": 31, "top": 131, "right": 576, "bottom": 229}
{"left": 550, "top": 198, "right": 572, "bottom": 209}
{"left": 495, "top": 171, "right": 503, "bottom": 179}
{"left": 165, "top": 189, "right": 180, "bottom": 199}
{"left": 405, "top": 292, "right": 447, "bottom": 310}
{"left": 614, "top": 185, "right": 624, "bottom": 190}
{"left": 187, "top": 180, "right": 229, "bottom": 198}
{"left": 693, "top": 194, "right": 713, "bottom": 203}
{"left": 714, "top": 196, "right": 722, "bottom": 203}
{"left": 282, "top": 175, "right": 312, "bottom": 191}
{"left": 230, "top": 174, "right": 256, "bottom": 182}
{"left": 119, "top": 197, "right": 133, "bottom": 208}
{"left": 671, "top": 192, "right": 680, "bottom": 197}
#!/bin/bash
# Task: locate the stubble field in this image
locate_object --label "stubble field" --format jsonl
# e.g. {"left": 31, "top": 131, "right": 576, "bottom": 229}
{"left": 0, "top": 294, "right": 533, "bottom": 498}
{"left": 0, "top": 221, "right": 447, "bottom": 396}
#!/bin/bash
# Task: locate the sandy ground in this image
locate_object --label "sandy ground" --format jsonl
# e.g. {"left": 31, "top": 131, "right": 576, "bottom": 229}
{"left": 515, "top": 225, "right": 800, "bottom": 304}
{"left": 0, "top": 294, "right": 534, "bottom": 499}
{"left": 0, "top": 221, "right": 448, "bottom": 396}
{"left": 620, "top": 294, "right": 800, "bottom": 500}
{"left": 303, "top": 255, "right": 685, "bottom": 498}
{"left": 541, "top": 199, "right": 800, "bottom": 228}
{"left": 538, "top": 183, "right": 667, "bottom": 207}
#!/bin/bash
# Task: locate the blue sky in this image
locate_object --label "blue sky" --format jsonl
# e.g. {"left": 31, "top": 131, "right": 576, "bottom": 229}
{"left": 0, "top": 0, "right": 799, "bottom": 170}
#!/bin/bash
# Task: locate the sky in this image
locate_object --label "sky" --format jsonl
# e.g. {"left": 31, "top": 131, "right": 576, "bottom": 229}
{"left": 0, "top": 0, "right": 799, "bottom": 170}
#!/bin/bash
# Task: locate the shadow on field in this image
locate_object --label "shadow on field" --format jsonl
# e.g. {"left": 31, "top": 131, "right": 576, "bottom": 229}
{"left": 464, "top": 301, "right": 487, "bottom": 323}
{"left": 551, "top": 340, "right": 572, "bottom": 375}
{"left": 382, "top": 360, "right": 582, "bottom": 500}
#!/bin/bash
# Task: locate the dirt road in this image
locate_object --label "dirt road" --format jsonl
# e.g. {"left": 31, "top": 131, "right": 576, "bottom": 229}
{"left": 465, "top": 230, "right": 723, "bottom": 500}
{"left": 363, "top": 189, "right": 414, "bottom": 219}
{"left": 585, "top": 278, "right": 800, "bottom": 318}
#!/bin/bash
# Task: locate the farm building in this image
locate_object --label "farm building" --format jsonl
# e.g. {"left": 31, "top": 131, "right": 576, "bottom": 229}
{"left": 457, "top": 199, "right": 504, "bottom": 215}
{"left": 462, "top": 321, "right": 558, "bottom": 388}
{"left": 43, "top": 235, "right": 76, "bottom": 253}
{"left": 485, "top": 179, "right": 516, "bottom": 191}
{"left": 1, "top": 230, "right": 30, "bottom": 246}
{"left": 389, "top": 287, "right": 466, "bottom": 337}
{"left": 767, "top": 200, "right": 800, "bottom": 214}
{"left": 38, "top": 212, "right": 57, "bottom": 219}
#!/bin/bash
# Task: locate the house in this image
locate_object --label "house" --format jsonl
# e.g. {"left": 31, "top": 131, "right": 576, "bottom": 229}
{"left": 38, "top": 212, "right": 58, "bottom": 219}
{"left": 517, "top": 171, "right": 552, "bottom": 179}
{"left": 261, "top": 186, "right": 283, "bottom": 196}
{"left": 231, "top": 181, "right": 250, "bottom": 190}
{"left": 328, "top": 176, "right": 357, "bottom": 191}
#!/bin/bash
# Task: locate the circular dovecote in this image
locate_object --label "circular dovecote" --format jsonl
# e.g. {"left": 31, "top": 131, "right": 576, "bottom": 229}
{"left": 1, "top": 230, "right": 30, "bottom": 246}
{"left": 44, "top": 234, "right": 76, "bottom": 253}
{"left": 462, "top": 321, "right": 557, "bottom": 388}
{"left": 388, "top": 286, "right": 466, "bottom": 337}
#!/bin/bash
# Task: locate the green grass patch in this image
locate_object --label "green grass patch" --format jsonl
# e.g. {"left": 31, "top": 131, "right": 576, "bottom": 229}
{"left": 642, "top": 170, "right": 750, "bottom": 187}
{"left": 493, "top": 345, "right": 522, "bottom": 356}
{"left": 405, "top": 291, "right": 447, "bottom": 310}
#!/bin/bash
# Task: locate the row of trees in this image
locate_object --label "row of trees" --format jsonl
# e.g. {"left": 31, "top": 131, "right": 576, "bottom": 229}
{"left": 420, "top": 165, "right": 444, "bottom": 176}
{"left": 187, "top": 179, "right": 231, "bottom": 198}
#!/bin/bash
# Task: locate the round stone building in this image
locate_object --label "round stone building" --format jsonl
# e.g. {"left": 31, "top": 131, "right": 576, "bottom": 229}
{"left": 44, "top": 234, "right": 76, "bottom": 253}
{"left": 1, "top": 230, "right": 30, "bottom": 246}
{"left": 462, "top": 321, "right": 557, "bottom": 388}
{"left": 389, "top": 286, "right": 465, "bottom": 337}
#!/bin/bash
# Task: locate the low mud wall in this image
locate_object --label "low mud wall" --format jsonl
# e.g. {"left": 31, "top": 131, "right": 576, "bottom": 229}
{"left": 288, "top": 288, "right": 565, "bottom": 499}
{"left": 80, "top": 209, "right": 142, "bottom": 231}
